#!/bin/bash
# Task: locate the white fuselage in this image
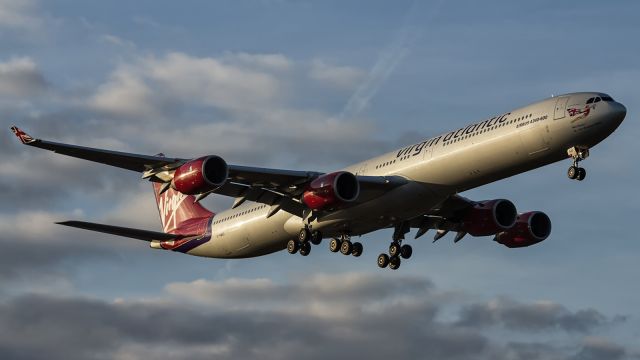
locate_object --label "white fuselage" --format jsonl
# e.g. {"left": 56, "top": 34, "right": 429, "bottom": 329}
{"left": 190, "top": 92, "right": 626, "bottom": 258}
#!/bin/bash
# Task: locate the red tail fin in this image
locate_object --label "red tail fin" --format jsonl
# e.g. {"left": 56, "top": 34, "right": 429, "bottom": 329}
{"left": 152, "top": 182, "right": 213, "bottom": 233}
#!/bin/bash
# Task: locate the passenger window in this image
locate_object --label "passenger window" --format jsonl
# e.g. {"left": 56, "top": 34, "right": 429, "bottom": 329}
{"left": 586, "top": 98, "right": 594, "bottom": 104}
{"left": 594, "top": 97, "right": 601, "bottom": 103}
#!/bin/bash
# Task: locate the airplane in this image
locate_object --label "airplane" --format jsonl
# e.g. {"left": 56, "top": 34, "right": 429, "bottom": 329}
{"left": 10, "top": 92, "right": 626, "bottom": 270}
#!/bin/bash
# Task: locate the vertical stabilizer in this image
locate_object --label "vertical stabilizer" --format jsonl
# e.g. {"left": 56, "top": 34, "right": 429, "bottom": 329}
{"left": 152, "top": 182, "right": 213, "bottom": 233}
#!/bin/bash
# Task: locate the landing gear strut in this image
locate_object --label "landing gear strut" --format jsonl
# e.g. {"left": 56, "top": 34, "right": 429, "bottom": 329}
{"left": 378, "top": 223, "right": 412, "bottom": 270}
{"left": 567, "top": 146, "right": 588, "bottom": 181}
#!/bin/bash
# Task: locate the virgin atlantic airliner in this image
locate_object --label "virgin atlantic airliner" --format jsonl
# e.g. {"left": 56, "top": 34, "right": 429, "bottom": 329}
{"left": 11, "top": 92, "right": 626, "bottom": 270}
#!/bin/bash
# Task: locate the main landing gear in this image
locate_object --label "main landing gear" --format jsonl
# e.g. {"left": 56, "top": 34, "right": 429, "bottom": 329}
{"left": 329, "top": 234, "right": 363, "bottom": 257}
{"left": 378, "top": 223, "right": 413, "bottom": 270}
{"left": 287, "top": 227, "right": 323, "bottom": 257}
{"left": 567, "top": 146, "right": 588, "bottom": 181}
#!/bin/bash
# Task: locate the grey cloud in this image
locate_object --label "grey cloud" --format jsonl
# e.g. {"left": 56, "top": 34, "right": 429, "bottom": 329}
{"left": 0, "top": 274, "right": 634, "bottom": 360}
{"left": 0, "top": 57, "right": 47, "bottom": 97}
{"left": 456, "top": 297, "right": 610, "bottom": 334}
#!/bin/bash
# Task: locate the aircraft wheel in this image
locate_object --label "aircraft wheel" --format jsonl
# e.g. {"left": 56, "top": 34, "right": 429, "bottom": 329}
{"left": 567, "top": 166, "right": 578, "bottom": 180}
{"left": 576, "top": 168, "right": 586, "bottom": 181}
{"left": 329, "top": 238, "right": 341, "bottom": 253}
{"left": 299, "top": 242, "right": 311, "bottom": 256}
{"left": 400, "top": 244, "right": 413, "bottom": 259}
{"left": 340, "top": 240, "right": 353, "bottom": 255}
{"left": 377, "top": 253, "right": 390, "bottom": 268}
{"left": 389, "top": 256, "right": 401, "bottom": 270}
{"left": 298, "top": 228, "right": 311, "bottom": 243}
{"left": 287, "top": 239, "right": 299, "bottom": 254}
{"left": 310, "top": 230, "right": 323, "bottom": 245}
{"left": 351, "top": 242, "right": 363, "bottom": 257}
{"left": 389, "top": 242, "right": 401, "bottom": 258}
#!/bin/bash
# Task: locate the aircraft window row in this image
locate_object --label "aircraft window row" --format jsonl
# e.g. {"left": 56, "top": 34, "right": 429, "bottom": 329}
{"left": 214, "top": 204, "right": 267, "bottom": 224}
{"left": 442, "top": 114, "right": 533, "bottom": 147}
{"left": 587, "top": 96, "right": 613, "bottom": 104}
{"left": 375, "top": 160, "right": 396, "bottom": 169}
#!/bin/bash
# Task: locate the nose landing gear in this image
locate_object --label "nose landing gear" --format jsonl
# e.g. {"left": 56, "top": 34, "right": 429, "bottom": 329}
{"left": 567, "top": 146, "right": 588, "bottom": 181}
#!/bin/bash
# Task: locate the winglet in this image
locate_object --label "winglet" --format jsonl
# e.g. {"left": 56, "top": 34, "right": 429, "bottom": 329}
{"left": 10, "top": 125, "right": 36, "bottom": 144}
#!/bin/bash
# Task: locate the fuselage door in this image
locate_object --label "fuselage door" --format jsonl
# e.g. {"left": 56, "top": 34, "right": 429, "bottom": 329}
{"left": 554, "top": 97, "right": 569, "bottom": 120}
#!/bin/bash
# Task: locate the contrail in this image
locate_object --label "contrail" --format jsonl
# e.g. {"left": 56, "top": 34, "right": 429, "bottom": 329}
{"left": 337, "top": 0, "right": 442, "bottom": 121}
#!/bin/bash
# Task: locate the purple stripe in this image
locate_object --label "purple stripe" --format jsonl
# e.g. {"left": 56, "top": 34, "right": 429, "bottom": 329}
{"left": 173, "top": 218, "right": 213, "bottom": 253}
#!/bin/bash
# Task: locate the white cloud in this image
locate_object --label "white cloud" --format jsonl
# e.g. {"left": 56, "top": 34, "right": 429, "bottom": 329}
{"left": 0, "top": 57, "right": 47, "bottom": 97}
{"left": 228, "top": 52, "right": 293, "bottom": 71}
{"left": 309, "top": 59, "right": 365, "bottom": 89}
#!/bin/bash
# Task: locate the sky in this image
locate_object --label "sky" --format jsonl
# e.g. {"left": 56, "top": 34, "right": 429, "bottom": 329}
{"left": 1, "top": 0, "right": 639, "bottom": 359}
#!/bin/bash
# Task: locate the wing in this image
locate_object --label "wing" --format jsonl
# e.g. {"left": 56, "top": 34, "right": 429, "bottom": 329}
{"left": 11, "top": 126, "right": 408, "bottom": 218}
{"left": 56, "top": 221, "right": 195, "bottom": 241}
{"left": 408, "top": 195, "right": 477, "bottom": 239}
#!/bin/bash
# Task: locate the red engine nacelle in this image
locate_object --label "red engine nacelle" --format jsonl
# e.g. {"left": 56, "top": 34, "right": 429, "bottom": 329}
{"left": 460, "top": 199, "right": 518, "bottom": 236}
{"left": 495, "top": 211, "right": 552, "bottom": 248}
{"left": 302, "top": 171, "right": 359, "bottom": 210}
{"left": 171, "top": 155, "right": 228, "bottom": 195}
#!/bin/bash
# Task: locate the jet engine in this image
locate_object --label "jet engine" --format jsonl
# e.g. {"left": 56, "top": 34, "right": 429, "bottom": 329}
{"left": 171, "top": 155, "right": 228, "bottom": 195}
{"left": 302, "top": 171, "right": 360, "bottom": 210}
{"left": 460, "top": 199, "right": 518, "bottom": 236}
{"left": 495, "top": 211, "right": 552, "bottom": 248}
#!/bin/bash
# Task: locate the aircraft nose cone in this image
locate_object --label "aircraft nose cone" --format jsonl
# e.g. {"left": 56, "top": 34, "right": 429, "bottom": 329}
{"left": 613, "top": 102, "right": 627, "bottom": 122}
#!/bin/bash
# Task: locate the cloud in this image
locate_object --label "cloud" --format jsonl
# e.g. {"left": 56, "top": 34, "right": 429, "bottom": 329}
{"left": 309, "top": 59, "right": 365, "bottom": 89}
{"left": 456, "top": 297, "right": 611, "bottom": 333}
{"left": 571, "top": 337, "right": 628, "bottom": 360}
{"left": 0, "top": 273, "right": 633, "bottom": 360}
{"left": 0, "top": 57, "right": 47, "bottom": 97}
{"left": 0, "top": 0, "right": 40, "bottom": 30}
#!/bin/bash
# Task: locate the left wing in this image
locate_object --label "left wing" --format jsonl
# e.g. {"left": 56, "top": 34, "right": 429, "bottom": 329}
{"left": 11, "top": 126, "right": 407, "bottom": 217}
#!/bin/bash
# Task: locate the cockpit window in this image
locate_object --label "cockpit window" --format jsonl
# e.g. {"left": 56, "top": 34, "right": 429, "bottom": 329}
{"left": 586, "top": 97, "right": 594, "bottom": 104}
{"left": 594, "top": 97, "right": 602, "bottom": 103}
{"left": 601, "top": 96, "right": 614, "bottom": 102}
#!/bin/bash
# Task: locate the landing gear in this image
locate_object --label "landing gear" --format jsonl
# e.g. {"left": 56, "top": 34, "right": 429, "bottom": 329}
{"left": 378, "top": 223, "right": 413, "bottom": 270}
{"left": 289, "top": 227, "right": 322, "bottom": 257}
{"left": 328, "top": 234, "right": 363, "bottom": 257}
{"left": 567, "top": 146, "right": 589, "bottom": 181}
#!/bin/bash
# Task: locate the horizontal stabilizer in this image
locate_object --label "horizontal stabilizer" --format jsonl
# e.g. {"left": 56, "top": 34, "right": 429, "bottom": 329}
{"left": 56, "top": 220, "right": 193, "bottom": 242}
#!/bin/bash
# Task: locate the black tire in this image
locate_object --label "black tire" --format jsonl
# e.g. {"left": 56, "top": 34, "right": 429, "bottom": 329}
{"left": 400, "top": 244, "right": 412, "bottom": 259}
{"left": 329, "top": 238, "right": 341, "bottom": 252}
{"left": 377, "top": 253, "right": 390, "bottom": 268}
{"left": 389, "top": 256, "right": 401, "bottom": 270}
{"left": 298, "top": 228, "right": 311, "bottom": 243}
{"left": 576, "top": 167, "right": 586, "bottom": 181}
{"left": 287, "top": 239, "right": 299, "bottom": 254}
{"left": 299, "top": 242, "right": 311, "bottom": 256}
{"left": 351, "top": 242, "right": 363, "bottom": 257}
{"left": 389, "top": 242, "right": 401, "bottom": 257}
{"left": 340, "top": 240, "right": 353, "bottom": 255}
{"left": 567, "top": 166, "right": 578, "bottom": 180}
{"left": 310, "top": 230, "right": 322, "bottom": 245}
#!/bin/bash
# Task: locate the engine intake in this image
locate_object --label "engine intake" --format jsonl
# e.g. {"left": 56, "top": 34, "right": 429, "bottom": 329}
{"left": 302, "top": 171, "right": 359, "bottom": 210}
{"left": 495, "top": 211, "right": 552, "bottom": 248}
{"left": 171, "top": 155, "right": 228, "bottom": 195}
{"left": 461, "top": 199, "right": 517, "bottom": 236}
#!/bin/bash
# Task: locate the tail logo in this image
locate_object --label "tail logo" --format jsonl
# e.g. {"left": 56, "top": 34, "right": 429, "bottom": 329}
{"left": 157, "top": 191, "right": 187, "bottom": 232}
